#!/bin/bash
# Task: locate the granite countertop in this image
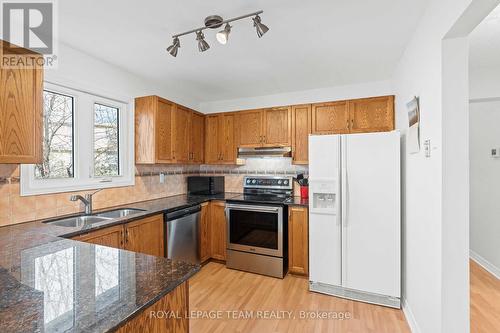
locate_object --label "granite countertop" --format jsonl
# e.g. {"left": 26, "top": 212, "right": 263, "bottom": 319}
{"left": 8, "top": 193, "right": 241, "bottom": 239}
{"left": 0, "top": 193, "right": 240, "bottom": 333}
{"left": 285, "top": 196, "right": 309, "bottom": 207}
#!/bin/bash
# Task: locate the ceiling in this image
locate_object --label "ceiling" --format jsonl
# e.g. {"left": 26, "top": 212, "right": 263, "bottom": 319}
{"left": 470, "top": 4, "right": 500, "bottom": 70}
{"left": 59, "top": 0, "right": 429, "bottom": 103}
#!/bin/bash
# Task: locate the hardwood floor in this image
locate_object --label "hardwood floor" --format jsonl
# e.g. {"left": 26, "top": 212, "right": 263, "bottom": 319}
{"left": 189, "top": 262, "right": 409, "bottom": 333}
{"left": 470, "top": 260, "right": 500, "bottom": 333}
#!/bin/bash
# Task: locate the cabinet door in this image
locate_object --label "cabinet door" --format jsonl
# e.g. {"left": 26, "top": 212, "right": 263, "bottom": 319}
{"left": 288, "top": 206, "right": 309, "bottom": 275}
{"left": 236, "top": 110, "right": 263, "bottom": 147}
{"left": 173, "top": 105, "right": 191, "bottom": 163}
{"left": 78, "top": 225, "right": 124, "bottom": 249}
{"left": 155, "top": 98, "right": 175, "bottom": 163}
{"left": 199, "top": 202, "right": 211, "bottom": 263}
{"left": 210, "top": 201, "right": 227, "bottom": 260}
{"left": 0, "top": 42, "right": 43, "bottom": 163}
{"left": 219, "top": 114, "right": 236, "bottom": 164}
{"left": 291, "top": 105, "right": 311, "bottom": 165}
{"left": 349, "top": 96, "right": 394, "bottom": 133}
{"left": 311, "top": 101, "right": 349, "bottom": 134}
{"left": 205, "top": 115, "right": 219, "bottom": 164}
{"left": 190, "top": 112, "right": 205, "bottom": 163}
{"left": 263, "top": 107, "right": 291, "bottom": 147}
{"left": 125, "top": 214, "right": 164, "bottom": 257}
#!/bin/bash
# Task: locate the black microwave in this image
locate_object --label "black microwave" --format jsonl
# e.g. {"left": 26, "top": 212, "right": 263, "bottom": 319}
{"left": 187, "top": 176, "right": 225, "bottom": 195}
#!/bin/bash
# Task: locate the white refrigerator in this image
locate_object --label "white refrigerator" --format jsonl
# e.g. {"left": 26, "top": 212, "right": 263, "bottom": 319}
{"left": 308, "top": 131, "right": 401, "bottom": 308}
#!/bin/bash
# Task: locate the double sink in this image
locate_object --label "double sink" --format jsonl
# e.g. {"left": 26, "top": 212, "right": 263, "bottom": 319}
{"left": 44, "top": 208, "right": 145, "bottom": 228}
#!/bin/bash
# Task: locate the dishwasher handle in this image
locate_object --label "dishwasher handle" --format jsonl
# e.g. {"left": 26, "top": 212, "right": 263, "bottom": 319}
{"left": 166, "top": 205, "right": 201, "bottom": 221}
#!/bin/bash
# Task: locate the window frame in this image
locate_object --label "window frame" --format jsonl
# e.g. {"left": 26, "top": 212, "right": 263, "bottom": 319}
{"left": 20, "top": 82, "right": 134, "bottom": 196}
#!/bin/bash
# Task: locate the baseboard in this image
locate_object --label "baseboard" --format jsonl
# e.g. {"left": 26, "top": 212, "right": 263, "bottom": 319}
{"left": 470, "top": 250, "right": 500, "bottom": 279}
{"left": 402, "top": 297, "right": 421, "bottom": 333}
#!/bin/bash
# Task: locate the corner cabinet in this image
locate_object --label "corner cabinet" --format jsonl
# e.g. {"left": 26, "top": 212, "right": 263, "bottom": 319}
{"left": 74, "top": 214, "right": 164, "bottom": 257}
{"left": 135, "top": 95, "right": 205, "bottom": 164}
{"left": 205, "top": 113, "right": 236, "bottom": 164}
{"left": 288, "top": 206, "right": 309, "bottom": 276}
{"left": 0, "top": 40, "right": 43, "bottom": 164}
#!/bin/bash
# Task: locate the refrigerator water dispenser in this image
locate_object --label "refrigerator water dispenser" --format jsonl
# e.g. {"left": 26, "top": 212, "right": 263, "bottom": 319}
{"left": 309, "top": 179, "right": 338, "bottom": 215}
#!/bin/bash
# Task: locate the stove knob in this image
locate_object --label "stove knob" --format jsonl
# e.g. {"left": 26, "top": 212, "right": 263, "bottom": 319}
{"left": 284, "top": 180, "right": 289, "bottom": 185}
{"left": 252, "top": 179, "right": 257, "bottom": 184}
{"left": 277, "top": 180, "right": 282, "bottom": 185}
{"left": 246, "top": 179, "right": 251, "bottom": 184}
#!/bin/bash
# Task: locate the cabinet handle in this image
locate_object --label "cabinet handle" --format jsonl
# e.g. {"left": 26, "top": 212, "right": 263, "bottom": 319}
{"left": 120, "top": 230, "right": 124, "bottom": 246}
{"left": 125, "top": 229, "right": 129, "bottom": 243}
{"left": 351, "top": 119, "right": 354, "bottom": 129}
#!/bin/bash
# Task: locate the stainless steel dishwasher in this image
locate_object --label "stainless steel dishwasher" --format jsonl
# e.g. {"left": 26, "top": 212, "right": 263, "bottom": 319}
{"left": 165, "top": 205, "right": 201, "bottom": 264}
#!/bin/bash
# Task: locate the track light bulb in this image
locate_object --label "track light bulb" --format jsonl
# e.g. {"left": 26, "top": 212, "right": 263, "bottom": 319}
{"left": 196, "top": 31, "right": 210, "bottom": 52}
{"left": 166, "top": 37, "right": 180, "bottom": 57}
{"left": 216, "top": 23, "right": 232, "bottom": 45}
{"left": 253, "top": 15, "right": 269, "bottom": 38}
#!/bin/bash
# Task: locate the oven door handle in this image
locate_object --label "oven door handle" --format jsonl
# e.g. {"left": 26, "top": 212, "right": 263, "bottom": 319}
{"left": 225, "top": 204, "right": 281, "bottom": 213}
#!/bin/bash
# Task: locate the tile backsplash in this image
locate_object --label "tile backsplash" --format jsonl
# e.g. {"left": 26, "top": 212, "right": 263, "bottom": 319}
{"left": 0, "top": 158, "right": 307, "bottom": 226}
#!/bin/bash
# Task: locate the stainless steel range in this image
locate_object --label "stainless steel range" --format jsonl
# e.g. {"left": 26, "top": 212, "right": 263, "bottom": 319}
{"left": 225, "top": 176, "right": 293, "bottom": 278}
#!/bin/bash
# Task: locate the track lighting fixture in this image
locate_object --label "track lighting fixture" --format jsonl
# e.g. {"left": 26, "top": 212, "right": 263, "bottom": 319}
{"left": 252, "top": 15, "right": 269, "bottom": 38}
{"left": 196, "top": 31, "right": 210, "bottom": 52}
{"left": 216, "top": 23, "right": 231, "bottom": 45}
{"left": 166, "top": 10, "right": 268, "bottom": 57}
{"left": 166, "top": 37, "right": 180, "bottom": 57}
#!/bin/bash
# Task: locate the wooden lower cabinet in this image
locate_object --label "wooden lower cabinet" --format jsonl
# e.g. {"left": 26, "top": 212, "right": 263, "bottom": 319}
{"left": 210, "top": 201, "right": 227, "bottom": 261}
{"left": 73, "top": 214, "right": 164, "bottom": 257}
{"left": 116, "top": 281, "right": 189, "bottom": 333}
{"left": 125, "top": 215, "right": 164, "bottom": 257}
{"left": 288, "top": 206, "right": 309, "bottom": 276}
{"left": 77, "top": 225, "right": 124, "bottom": 248}
{"left": 199, "top": 202, "right": 211, "bottom": 263}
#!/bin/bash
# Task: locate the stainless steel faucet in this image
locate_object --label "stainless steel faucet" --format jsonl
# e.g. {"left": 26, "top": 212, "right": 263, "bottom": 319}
{"left": 70, "top": 189, "right": 103, "bottom": 215}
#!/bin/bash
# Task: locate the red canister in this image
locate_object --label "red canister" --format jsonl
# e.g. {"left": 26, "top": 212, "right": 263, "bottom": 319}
{"left": 300, "top": 186, "right": 309, "bottom": 199}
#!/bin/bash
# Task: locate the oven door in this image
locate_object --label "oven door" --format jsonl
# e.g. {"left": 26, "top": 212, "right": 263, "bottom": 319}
{"left": 226, "top": 203, "right": 283, "bottom": 257}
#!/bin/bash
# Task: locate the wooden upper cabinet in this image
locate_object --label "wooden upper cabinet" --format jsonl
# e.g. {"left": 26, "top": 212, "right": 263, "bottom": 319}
{"left": 291, "top": 105, "right": 311, "bottom": 165}
{"left": 236, "top": 110, "right": 263, "bottom": 147}
{"left": 219, "top": 113, "right": 236, "bottom": 163}
{"left": 190, "top": 112, "right": 205, "bottom": 163}
{"left": 349, "top": 96, "right": 394, "bottom": 133}
{"left": 156, "top": 98, "right": 175, "bottom": 162}
{"left": 311, "top": 101, "right": 349, "bottom": 135}
{"left": 204, "top": 113, "right": 236, "bottom": 164}
{"left": 135, "top": 95, "right": 204, "bottom": 164}
{"left": 173, "top": 105, "right": 191, "bottom": 163}
{"left": 205, "top": 115, "right": 220, "bottom": 164}
{"left": 124, "top": 214, "right": 164, "bottom": 257}
{"left": 0, "top": 41, "right": 43, "bottom": 164}
{"left": 263, "top": 107, "right": 291, "bottom": 147}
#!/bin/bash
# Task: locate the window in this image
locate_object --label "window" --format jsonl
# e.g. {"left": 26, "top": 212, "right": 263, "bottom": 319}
{"left": 21, "top": 82, "right": 134, "bottom": 195}
{"left": 94, "top": 104, "right": 119, "bottom": 177}
{"left": 35, "top": 91, "right": 74, "bottom": 179}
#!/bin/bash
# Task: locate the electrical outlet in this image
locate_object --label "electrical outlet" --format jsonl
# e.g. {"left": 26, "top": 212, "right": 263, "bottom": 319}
{"left": 424, "top": 139, "right": 431, "bottom": 158}
{"left": 159, "top": 173, "right": 165, "bottom": 184}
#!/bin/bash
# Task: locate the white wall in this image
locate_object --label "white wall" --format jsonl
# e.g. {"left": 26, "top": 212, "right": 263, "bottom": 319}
{"left": 470, "top": 65, "right": 500, "bottom": 100}
{"left": 199, "top": 80, "right": 392, "bottom": 113}
{"left": 392, "top": 0, "right": 481, "bottom": 332}
{"left": 469, "top": 100, "right": 500, "bottom": 277}
{"left": 46, "top": 42, "right": 200, "bottom": 109}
